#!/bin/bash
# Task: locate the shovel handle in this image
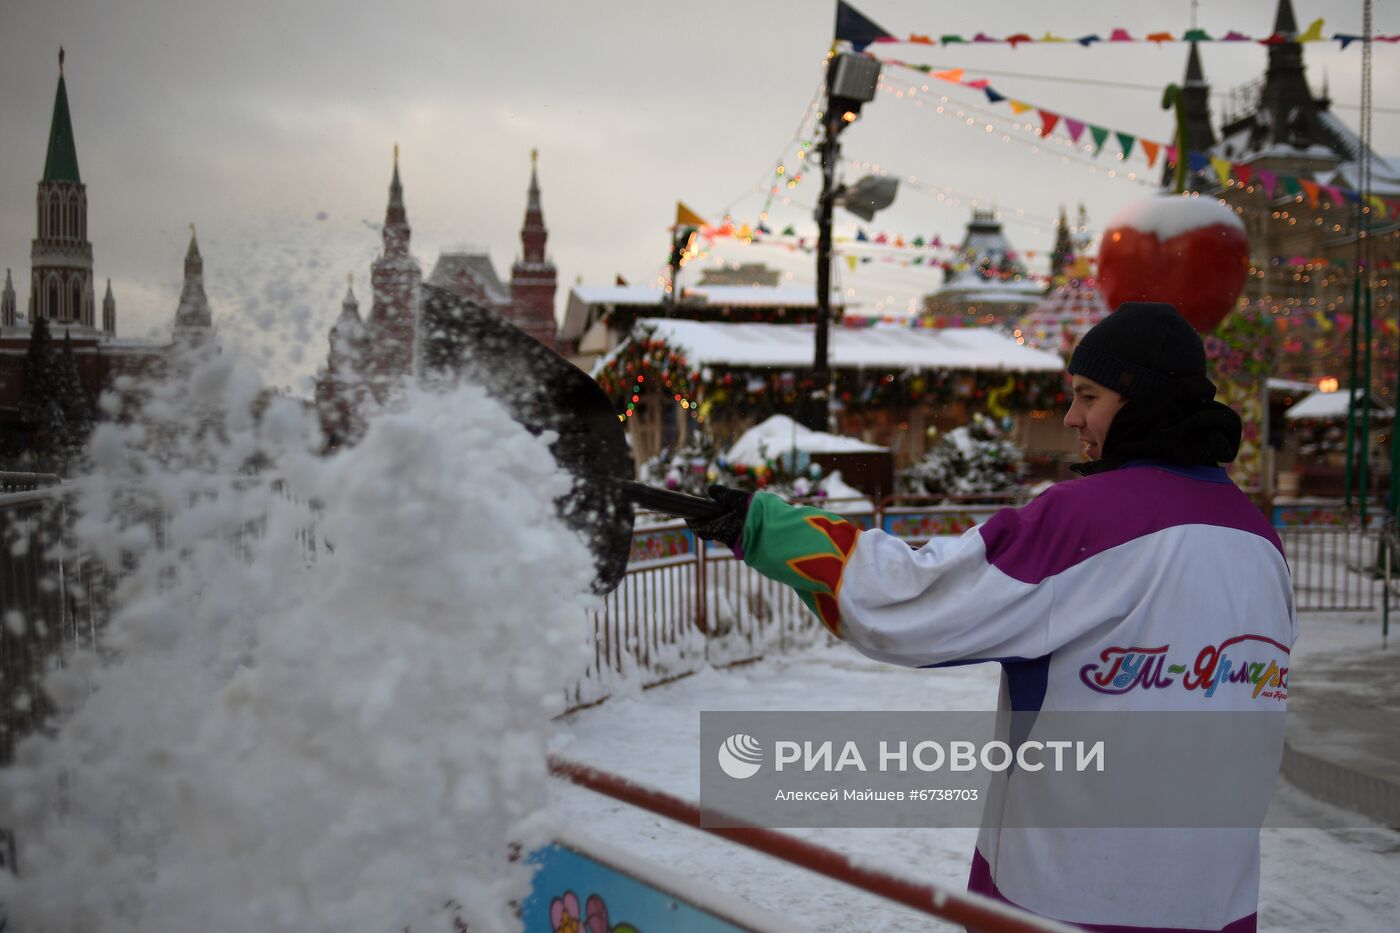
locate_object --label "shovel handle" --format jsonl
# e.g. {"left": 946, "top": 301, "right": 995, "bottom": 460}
{"left": 621, "top": 481, "right": 732, "bottom": 521}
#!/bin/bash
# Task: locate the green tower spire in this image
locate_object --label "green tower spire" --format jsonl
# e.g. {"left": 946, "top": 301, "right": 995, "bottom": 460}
{"left": 43, "top": 48, "right": 81, "bottom": 183}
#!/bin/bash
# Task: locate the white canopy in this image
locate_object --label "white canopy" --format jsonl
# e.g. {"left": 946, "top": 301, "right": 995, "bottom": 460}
{"left": 726, "top": 415, "right": 886, "bottom": 464}
{"left": 1285, "top": 389, "right": 1394, "bottom": 421}
{"left": 612, "top": 318, "right": 1064, "bottom": 373}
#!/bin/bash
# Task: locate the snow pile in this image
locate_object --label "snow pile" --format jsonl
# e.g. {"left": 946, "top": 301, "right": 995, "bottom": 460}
{"left": 0, "top": 349, "right": 593, "bottom": 932}
{"left": 726, "top": 414, "right": 885, "bottom": 464}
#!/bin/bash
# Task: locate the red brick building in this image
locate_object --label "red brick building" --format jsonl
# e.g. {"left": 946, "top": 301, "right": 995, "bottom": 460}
{"left": 314, "top": 148, "right": 560, "bottom": 448}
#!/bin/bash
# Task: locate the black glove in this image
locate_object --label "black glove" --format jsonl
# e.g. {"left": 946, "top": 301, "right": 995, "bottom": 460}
{"left": 685, "top": 484, "right": 752, "bottom": 551}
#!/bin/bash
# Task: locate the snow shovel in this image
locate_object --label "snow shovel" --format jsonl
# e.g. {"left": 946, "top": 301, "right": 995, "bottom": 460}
{"left": 418, "top": 284, "right": 729, "bottom": 594}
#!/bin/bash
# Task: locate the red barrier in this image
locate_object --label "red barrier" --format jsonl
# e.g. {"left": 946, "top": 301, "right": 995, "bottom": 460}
{"left": 548, "top": 755, "right": 1079, "bottom": 933}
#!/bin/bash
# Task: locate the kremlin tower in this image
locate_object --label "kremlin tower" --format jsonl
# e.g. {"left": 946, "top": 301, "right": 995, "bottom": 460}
{"left": 508, "top": 149, "right": 559, "bottom": 350}
{"left": 365, "top": 145, "right": 421, "bottom": 386}
{"left": 29, "top": 48, "right": 104, "bottom": 334}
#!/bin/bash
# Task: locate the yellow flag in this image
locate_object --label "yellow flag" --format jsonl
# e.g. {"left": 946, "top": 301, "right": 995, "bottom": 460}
{"left": 1009, "top": 100, "right": 1033, "bottom": 115}
{"left": 846, "top": 254, "right": 858, "bottom": 273}
{"left": 676, "top": 201, "right": 709, "bottom": 228}
{"left": 1298, "top": 18, "right": 1324, "bottom": 42}
{"left": 1210, "top": 157, "right": 1233, "bottom": 186}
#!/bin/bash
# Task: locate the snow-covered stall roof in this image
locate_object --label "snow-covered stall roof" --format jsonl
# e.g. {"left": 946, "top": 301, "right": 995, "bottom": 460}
{"left": 726, "top": 414, "right": 886, "bottom": 464}
{"left": 612, "top": 318, "right": 1064, "bottom": 373}
{"left": 1285, "top": 389, "right": 1394, "bottom": 421}
{"left": 934, "top": 275, "right": 1044, "bottom": 304}
{"left": 1267, "top": 377, "right": 1316, "bottom": 395}
{"left": 568, "top": 284, "right": 842, "bottom": 309}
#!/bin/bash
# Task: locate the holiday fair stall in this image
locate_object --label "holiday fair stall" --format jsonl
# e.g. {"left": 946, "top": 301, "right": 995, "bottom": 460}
{"left": 592, "top": 317, "right": 1066, "bottom": 473}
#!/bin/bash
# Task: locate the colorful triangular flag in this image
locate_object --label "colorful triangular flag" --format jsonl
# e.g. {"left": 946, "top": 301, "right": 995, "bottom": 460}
{"left": 834, "top": 1, "right": 895, "bottom": 52}
{"left": 675, "top": 201, "right": 708, "bottom": 227}
{"left": 1089, "top": 125, "right": 1110, "bottom": 156}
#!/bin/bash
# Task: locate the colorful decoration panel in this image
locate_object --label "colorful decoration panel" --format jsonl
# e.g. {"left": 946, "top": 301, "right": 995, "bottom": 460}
{"left": 524, "top": 842, "right": 759, "bottom": 932}
{"left": 881, "top": 507, "right": 1000, "bottom": 542}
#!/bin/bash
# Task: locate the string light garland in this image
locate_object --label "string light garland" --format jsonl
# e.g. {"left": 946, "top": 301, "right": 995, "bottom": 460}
{"left": 876, "top": 60, "right": 1400, "bottom": 217}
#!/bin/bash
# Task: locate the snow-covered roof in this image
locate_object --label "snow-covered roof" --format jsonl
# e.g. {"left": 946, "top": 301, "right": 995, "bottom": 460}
{"left": 935, "top": 275, "right": 1043, "bottom": 302}
{"left": 427, "top": 252, "right": 511, "bottom": 304}
{"left": 1317, "top": 110, "right": 1399, "bottom": 178}
{"left": 1267, "top": 377, "right": 1316, "bottom": 395}
{"left": 726, "top": 414, "right": 886, "bottom": 464}
{"left": 569, "top": 284, "right": 841, "bottom": 308}
{"left": 1285, "top": 389, "right": 1394, "bottom": 421}
{"left": 606, "top": 318, "right": 1064, "bottom": 373}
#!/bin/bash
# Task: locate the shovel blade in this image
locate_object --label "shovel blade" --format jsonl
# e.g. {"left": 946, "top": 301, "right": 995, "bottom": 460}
{"left": 418, "top": 284, "right": 634, "bottom": 594}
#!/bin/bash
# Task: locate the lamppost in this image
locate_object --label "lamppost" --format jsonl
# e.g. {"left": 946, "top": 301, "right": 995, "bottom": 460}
{"left": 808, "top": 51, "right": 891, "bottom": 432}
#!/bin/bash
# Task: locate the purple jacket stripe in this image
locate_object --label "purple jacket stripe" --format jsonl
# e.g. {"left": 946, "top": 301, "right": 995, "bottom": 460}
{"left": 978, "top": 466, "right": 1282, "bottom": 585}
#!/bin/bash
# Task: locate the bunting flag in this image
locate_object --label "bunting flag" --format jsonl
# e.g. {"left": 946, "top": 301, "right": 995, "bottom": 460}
{"left": 1116, "top": 131, "right": 1136, "bottom": 159}
{"left": 1008, "top": 99, "right": 1033, "bottom": 114}
{"left": 933, "top": 67, "right": 965, "bottom": 83}
{"left": 676, "top": 201, "right": 709, "bottom": 228}
{"left": 1039, "top": 110, "right": 1060, "bottom": 137}
{"left": 1089, "top": 125, "right": 1109, "bottom": 156}
{"left": 1258, "top": 169, "right": 1277, "bottom": 197}
{"left": 1235, "top": 164, "right": 1254, "bottom": 187}
{"left": 1140, "top": 139, "right": 1161, "bottom": 167}
{"left": 846, "top": 255, "right": 859, "bottom": 272}
{"left": 835, "top": 1, "right": 895, "bottom": 52}
{"left": 1064, "top": 117, "right": 1085, "bottom": 143}
{"left": 1211, "top": 156, "right": 1234, "bottom": 186}
{"left": 851, "top": 17, "right": 1400, "bottom": 49}
{"left": 1298, "top": 179, "right": 1320, "bottom": 207}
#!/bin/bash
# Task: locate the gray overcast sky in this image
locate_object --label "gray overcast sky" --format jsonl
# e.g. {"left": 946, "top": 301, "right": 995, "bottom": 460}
{"left": 3, "top": 1, "right": 1398, "bottom": 392}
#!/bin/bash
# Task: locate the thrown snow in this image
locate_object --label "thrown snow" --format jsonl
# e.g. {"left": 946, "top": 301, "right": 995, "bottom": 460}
{"left": 0, "top": 350, "right": 595, "bottom": 933}
{"left": 1107, "top": 192, "right": 1246, "bottom": 240}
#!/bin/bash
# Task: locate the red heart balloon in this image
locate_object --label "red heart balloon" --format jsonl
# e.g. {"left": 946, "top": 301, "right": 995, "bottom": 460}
{"left": 1097, "top": 195, "right": 1250, "bottom": 333}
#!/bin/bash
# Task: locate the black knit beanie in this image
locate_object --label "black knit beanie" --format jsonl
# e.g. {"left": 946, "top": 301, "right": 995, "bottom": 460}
{"left": 1068, "top": 301, "right": 1208, "bottom": 399}
{"left": 1067, "top": 301, "right": 1242, "bottom": 475}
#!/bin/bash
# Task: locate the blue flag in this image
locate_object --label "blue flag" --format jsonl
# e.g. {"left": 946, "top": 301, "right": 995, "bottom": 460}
{"left": 835, "top": 1, "right": 894, "bottom": 52}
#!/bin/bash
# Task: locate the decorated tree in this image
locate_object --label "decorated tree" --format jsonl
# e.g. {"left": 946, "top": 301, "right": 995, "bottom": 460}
{"left": 17, "top": 315, "right": 68, "bottom": 471}
{"left": 1049, "top": 205, "right": 1073, "bottom": 282}
{"left": 899, "top": 413, "right": 1026, "bottom": 500}
{"left": 56, "top": 330, "right": 96, "bottom": 469}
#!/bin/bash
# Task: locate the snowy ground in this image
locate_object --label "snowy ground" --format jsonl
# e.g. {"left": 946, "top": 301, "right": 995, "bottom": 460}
{"left": 549, "top": 613, "right": 1400, "bottom": 932}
